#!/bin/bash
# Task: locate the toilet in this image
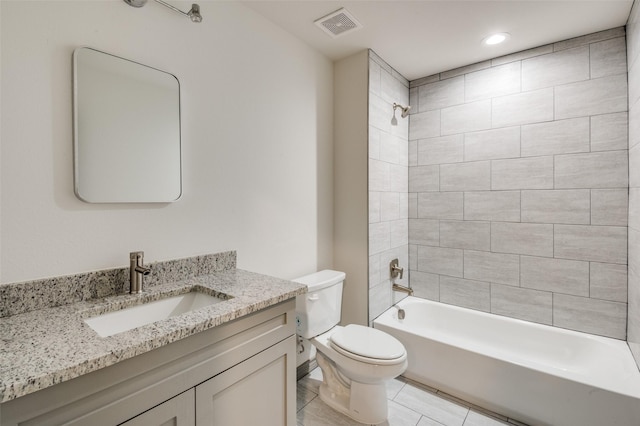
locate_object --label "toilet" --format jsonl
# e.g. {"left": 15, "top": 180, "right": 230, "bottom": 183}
{"left": 294, "top": 270, "right": 407, "bottom": 424}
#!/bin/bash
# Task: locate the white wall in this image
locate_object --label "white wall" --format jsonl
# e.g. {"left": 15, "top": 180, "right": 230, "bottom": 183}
{"left": 334, "top": 51, "right": 369, "bottom": 326}
{"left": 0, "top": 1, "right": 333, "bottom": 283}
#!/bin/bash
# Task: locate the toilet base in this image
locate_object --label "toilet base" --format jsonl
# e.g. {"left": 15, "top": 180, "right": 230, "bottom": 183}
{"left": 316, "top": 352, "right": 388, "bottom": 424}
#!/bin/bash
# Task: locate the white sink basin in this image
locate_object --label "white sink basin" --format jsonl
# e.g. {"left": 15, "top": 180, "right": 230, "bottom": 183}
{"left": 85, "top": 291, "right": 227, "bottom": 337}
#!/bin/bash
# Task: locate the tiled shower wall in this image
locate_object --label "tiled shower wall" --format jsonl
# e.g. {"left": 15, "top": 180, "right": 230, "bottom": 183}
{"left": 407, "top": 28, "right": 629, "bottom": 339}
{"left": 368, "top": 51, "right": 410, "bottom": 323}
{"left": 628, "top": 1, "right": 640, "bottom": 366}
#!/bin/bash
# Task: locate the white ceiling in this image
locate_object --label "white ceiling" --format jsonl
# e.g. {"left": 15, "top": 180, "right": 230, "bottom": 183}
{"left": 241, "top": 1, "right": 634, "bottom": 81}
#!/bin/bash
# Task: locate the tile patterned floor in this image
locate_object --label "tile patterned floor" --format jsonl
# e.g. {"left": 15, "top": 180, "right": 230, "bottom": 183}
{"left": 296, "top": 368, "right": 529, "bottom": 426}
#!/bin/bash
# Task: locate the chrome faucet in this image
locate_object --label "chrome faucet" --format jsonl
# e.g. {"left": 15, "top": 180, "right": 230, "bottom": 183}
{"left": 130, "top": 251, "right": 151, "bottom": 294}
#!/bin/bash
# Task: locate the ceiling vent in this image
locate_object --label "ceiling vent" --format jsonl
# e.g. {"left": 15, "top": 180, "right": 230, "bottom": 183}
{"left": 314, "top": 8, "right": 362, "bottom": 38}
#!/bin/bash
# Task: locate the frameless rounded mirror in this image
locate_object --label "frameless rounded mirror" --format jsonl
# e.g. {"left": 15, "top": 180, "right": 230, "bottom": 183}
{"left": 73, "top": 47, "right": 182, "bottom": 203}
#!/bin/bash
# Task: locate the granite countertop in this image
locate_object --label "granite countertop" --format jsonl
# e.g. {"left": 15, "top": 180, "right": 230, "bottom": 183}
{"left": 0, "top": 269, "right": 306, "bottom": 403}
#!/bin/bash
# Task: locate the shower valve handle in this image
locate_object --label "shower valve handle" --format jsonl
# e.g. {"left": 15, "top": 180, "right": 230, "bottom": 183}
{"left": 390, "top": 258, "right": 404, "bottom": 279}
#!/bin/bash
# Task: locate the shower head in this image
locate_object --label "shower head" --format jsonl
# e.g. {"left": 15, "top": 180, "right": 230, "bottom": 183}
{"left": 391, "top": 103, "right": 411, "bottom": 126}
{"left": 124, "top": 0, "right": 203, "bottom": 23}
{"left": 188, "top": 4, "right": 202, "bottom": 23}
{"left": 394, "top": 103, "right": 411, "bottom": 118}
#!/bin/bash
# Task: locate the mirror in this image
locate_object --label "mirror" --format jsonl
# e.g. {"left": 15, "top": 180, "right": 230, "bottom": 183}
{"left": 73, "top": 47, "right": 182, "bottom": 203}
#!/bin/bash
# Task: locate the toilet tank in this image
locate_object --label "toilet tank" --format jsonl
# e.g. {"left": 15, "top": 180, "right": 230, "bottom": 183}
{"left": 293, "top": 270, "right": 345, "bottom": 339}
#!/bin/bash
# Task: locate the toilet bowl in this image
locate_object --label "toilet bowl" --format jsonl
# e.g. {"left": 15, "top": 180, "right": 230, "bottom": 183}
{"left": 294, "top": 270, "right": 407, "bottom": 424}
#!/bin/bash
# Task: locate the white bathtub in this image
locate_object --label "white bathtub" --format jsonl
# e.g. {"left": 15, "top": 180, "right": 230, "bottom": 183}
{"left": 373, "top": 297, "right": 640, "bottom": 426}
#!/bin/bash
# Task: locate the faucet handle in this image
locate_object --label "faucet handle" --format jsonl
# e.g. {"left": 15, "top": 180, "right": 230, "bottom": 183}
{"left": 390, "top": 258, "right": 404, "bottom": 279}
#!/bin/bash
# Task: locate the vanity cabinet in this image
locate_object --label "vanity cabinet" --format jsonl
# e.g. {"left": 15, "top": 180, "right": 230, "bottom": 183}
{"left": 120, "top": 389, "right": 195, "bottom": 426}
{"left": 0, "top": 300, "right": 296, "bottom": 426}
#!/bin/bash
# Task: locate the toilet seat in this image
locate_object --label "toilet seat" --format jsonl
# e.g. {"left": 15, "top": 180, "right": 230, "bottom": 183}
{"left": 329, "top": 324, "right": 406, "bottom": 365}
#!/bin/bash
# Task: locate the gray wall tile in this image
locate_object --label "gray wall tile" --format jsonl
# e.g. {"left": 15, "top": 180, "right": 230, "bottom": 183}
{"left": 411, "top": 74, "right": 440, "bottom": 88}
{"left": 408, "top": 140, "right": 418, "bottom": 166}
{"left": 590, "top": 262, "right": 628, "bottom": 303}
{"left": 410, "top": 110, "right": 440, "bottom": 140}
{"left": 491, "top": 45, "right": 553, "bottom": 67}
{"left": 491, "top": 156, "right": 554, "bottom": 190}
{"left": 409, "top": 244, "right": 417, "bottom": 270}
{"left": 465, "top": 62, "right": 521, "bottom": 102}
{"left": 369, "top": 93, "right": 392, "bottom": 133}
{"left": 590, "top": 37, "right": 627, "bottom": 78}
{"left": 369, "top": 221, "right": 391, "bottom": 255}
{"left": 369, "top": 280, "right": 392, "bottom": 321}
{"left": 630, "top": 51, "right": 640, "bottom": 108}
{"left": 464, "top": 191, "right": 521, "bottom": 222}
{"left": 521, "top": 117, "right": 590, "bottom": 157}
{"left": 404, "top": 27, "right": 630, "bottom": 336}
{"left": 522, "top": 46, "right": 590, "bottom": 91}
{"left": 553, "top": 293, "right": 627, "bottom": 339}
{"left": 409, "top": 86, "right": 418, "bottom": 115}
{"left": 591, "top": 112, "right": 628, "bottom": 152}
{"left": 554, "top": 224, "right": 627, "bottom": 264}
{"left": 370, "top": 159, "right": 390, "bottom": 192}
{"left": 409, "top": 218, "right": 439, "bottom": 246}
{"left": 631, "top": 100, "right": 640, "bottom": 149}
{"left": 399, "top": 192, "right": 409, "bottom": 219}
{"left": 418, "top": 134, "right": 464, "bottom": 165}
{"left": 409, "top": 193, "right": 418, "bottom": 218}
{"left": 440, "top": 276, "right": 491, "bottom": 312}
{"left": 464, "top": 126, "right": 520, "bottom": 161}
{"left": 381, "top": 68, "right": 409, "bottom": 105}
{"left": 555, "top": 74, "right": 628, "bottom": 119}
{"left": 464, "top": 250, "right": 519, "bottom": 286}
{"left": 553, "top": 27, "right": 625, "bottom": 51}
{"left": 631, "top": 145, "right": 640, "bottom": 188}
{"left": 630, "top": 188, "right": 640, "bottom": 231}
{"left": 417, "top": 245, "right": 463, "bottom": 277}
{"left": 491, "top": 284, "right": 553, "bottom": 325}
{"left": 380, "top": 132, "right": 408, "bottom": 166}
{"left": 591, "top": 189, "right": 628, "bottom": 226}
{"left": 492, "top": 88, "right": 554, "bottom": 127}
{"left": 628, "top": 6, "right": 640, "bottom": 68}
{"left": 441, "top": 100, "right": 491, "bottom": 135}
{"left": 440, "top": 161, "right": 491, "bottom": 191}
{"left": 369, "top": 254, "right": 381, "bottom": 288}
{"left": 440, "top": 60, "right": 491, "bottom": 80}
{"left": 418, "top": 76, "right": 464, "bottom": 112}
{"left": 390, "top": 219, "right": 409, "bottom": 248}
{"left": 369, "top": 191, "right": 381, "bottom": 223}
{"left": 521, "top": 189, "right": 590, "bottom": 224}
{"left": 491, "top": 222, "right": 553, "bottom": 256}
{"left": 555, "top": 150, "right": 628, "bottom": 189}
{"left": 389, "top": 163, "right": 408, "bottom": 192}
{"left": 409, "top": 165, "right": 439, "bottom": 192}
{"left": 410, "top": 271, "right": 439, "bottom": 300}
{"left": 380, "top": 192, "right": 400, "bottom": 221}
{"left": 369, "top": 126, "right": 381, "bottom": 160}
{"left": 520, "top": 255, "right": 589, "bottom": 296}
{"left": 440, "top": 220, "right": 490, "bottom": 251}
{"left": 418, "top": 192, "right": 463, "bottom": 220}
{"left": 369, "top": 59, "right": 381, "bottom": 97}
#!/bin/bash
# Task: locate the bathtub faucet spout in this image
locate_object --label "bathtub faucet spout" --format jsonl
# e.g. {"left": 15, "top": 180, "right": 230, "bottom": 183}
{"left": 392, "top": 283, "right": 414, "bottom": 296}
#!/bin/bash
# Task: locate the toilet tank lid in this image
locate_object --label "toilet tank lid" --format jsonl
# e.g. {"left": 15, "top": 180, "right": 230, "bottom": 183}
{"left": 292, "top": 270, "right": 346, "bottom": 292}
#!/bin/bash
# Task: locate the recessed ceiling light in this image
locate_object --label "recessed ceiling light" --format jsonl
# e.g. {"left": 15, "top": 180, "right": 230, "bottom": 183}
{"left": 483, "top": 33, "right": 510, "bottom": 45}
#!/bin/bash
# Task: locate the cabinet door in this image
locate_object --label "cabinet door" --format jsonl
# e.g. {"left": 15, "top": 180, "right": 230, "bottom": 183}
{"left": 120, "top": 389, "right": 195, "bottom": 426}
{"left": 195, "top": 336, "right": 296, "bottom": 426}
